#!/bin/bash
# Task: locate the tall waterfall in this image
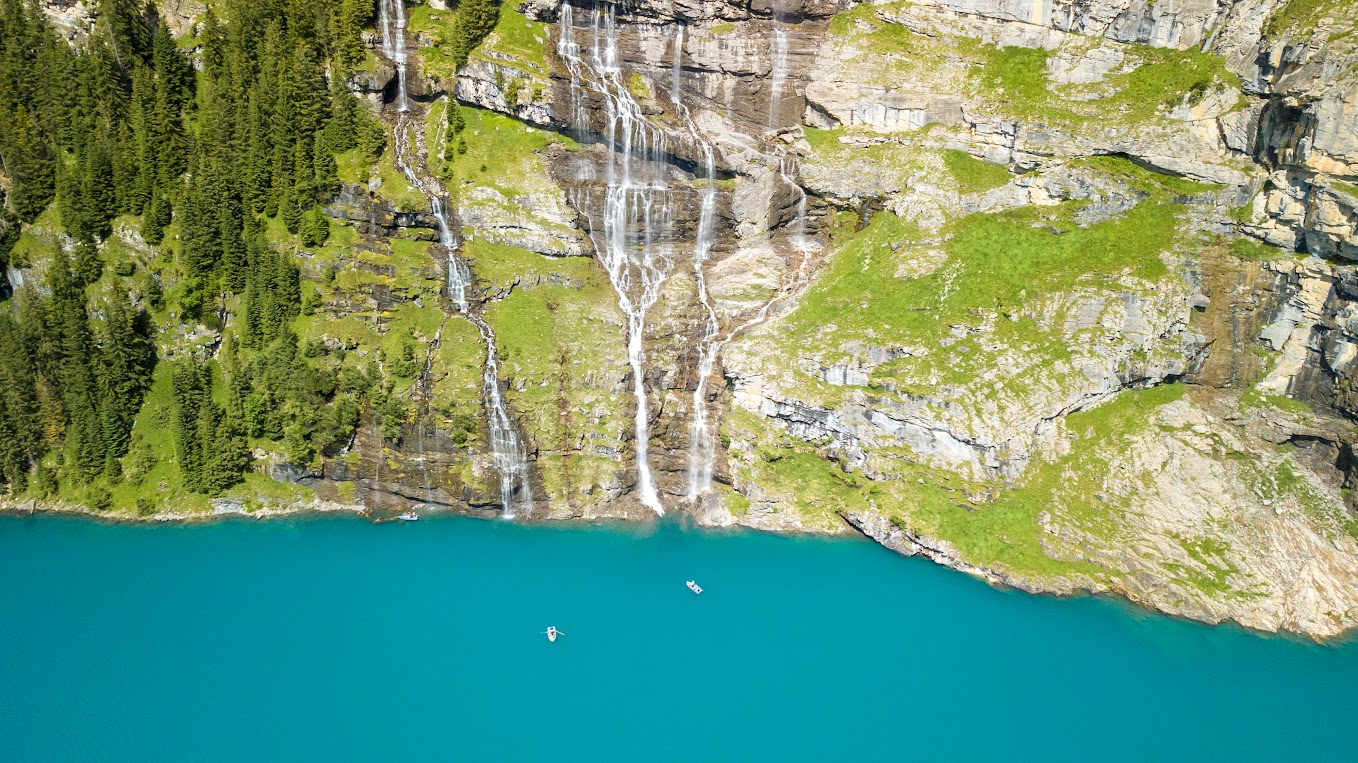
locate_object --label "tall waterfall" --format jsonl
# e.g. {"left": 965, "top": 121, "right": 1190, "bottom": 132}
{"left": 558, "top": 2, "right": 679, "bottom": 515}
{"left": 470, "top": 315, "right": 535, "bottom": 517}
{"left": 379, "top": 0, "right": 410, "bottom": 113}
{"left": 378, "top": 0, "right": 533, "bottom": 517}
{"left": 769, "top": 27, "right": 789, "bottom": 129}
{"left": 670, "top": 24, "right": 684, "bottom": 106}
{"left": 687, "top": 145, "right": 720, "bottom": 501}
{"left": 687, "top": 154, "right": 816, "bottom": 500}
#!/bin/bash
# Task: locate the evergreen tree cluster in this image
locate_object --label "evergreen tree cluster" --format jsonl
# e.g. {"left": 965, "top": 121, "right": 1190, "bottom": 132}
{"left": 448, "top": 0, "right": 503, "bottom": 71}
{"left": 177, "top": 0, "right": 384, "bottom": 318}
{"left": 0, "top": 0, "right": 396, "bottom": 502}
{"left": 171, "top": 358, "right": 248, "bottom": 495}
{"left": 0, "top": 251, "right": 155, "bottom": 493}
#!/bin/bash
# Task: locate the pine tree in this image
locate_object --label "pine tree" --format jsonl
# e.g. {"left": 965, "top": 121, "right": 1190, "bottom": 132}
{"left": 203, "top": 406, "right": 249, "bottom": 494}
{"left": 0, "top": 311, "right": 42, "bottom": 490}
{"left": 171, "top": 360, "right": 207, "bottom": 490}
{"left": 74, "top": 242, "right": 103, "bottom": 286}
{"left": 313, "top": 132, "right": 339, "bottom": 201}
{"left": 449, "top": 0, "right": 502, "bottom": 70}
{"left": 150, "top": 23, "right": 193, "bottom": 110}
{"left": 300, "top": 205, "right": 330, "bottom": 246}
{"left": 3, "top": 106, "right": 56, "bottom": 222}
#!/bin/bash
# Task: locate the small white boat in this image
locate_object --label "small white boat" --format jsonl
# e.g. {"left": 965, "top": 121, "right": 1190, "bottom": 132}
{"left": 545, "top": 626, "right": 560, "bottom": 642}
{"left": 686, "top": 580, "right": 703, "bottom": 594}
{"left": 398, "top": 512, "right": 419, "bottom": 522}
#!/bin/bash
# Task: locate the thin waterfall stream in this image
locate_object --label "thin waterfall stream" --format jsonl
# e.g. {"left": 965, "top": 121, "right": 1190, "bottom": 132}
{"left": 559, "top": 1, "right": 818, "bottom": 507}
{"left": 378, "top": 0, "right": 532, "bottom": 516}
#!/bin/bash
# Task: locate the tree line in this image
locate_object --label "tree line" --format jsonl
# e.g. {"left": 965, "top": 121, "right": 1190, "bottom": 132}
{"left": 0, "top": 0, "right": 443, "bottom": 504}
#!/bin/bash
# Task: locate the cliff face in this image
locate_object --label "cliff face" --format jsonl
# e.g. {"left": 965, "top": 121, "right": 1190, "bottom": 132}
{"left": 27, "top": 0, "right": 1358, "bottom": 637}
{"left": 466, "top": 0, "right": 1358, "bottom": 637}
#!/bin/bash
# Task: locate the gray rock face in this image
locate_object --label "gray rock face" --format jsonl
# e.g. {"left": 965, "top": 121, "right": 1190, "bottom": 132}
{"left": 913, "top": 0, "right": 1238, "bottom": 49}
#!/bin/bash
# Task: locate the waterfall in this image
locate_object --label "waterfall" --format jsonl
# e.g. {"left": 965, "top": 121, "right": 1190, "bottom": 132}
{"left": 380, "top": 0, "right": 410, "bottom": 113}
{"left": 781, "top": 155, "right": 809, "bottom": 252}
{"left": 687, "top": 145, "right": 720, "bottom": 501}
{"left": 375, "top": 0, "right": 534, "bottom": 517}
{"left": 432, "top": 197, "right": 471, "bottom": 312}
{"left": 671, "top": 24, "right": 684, "bottom": 106}
{"left": 470, "top": 315, "right": 534, "bottom": 517}
{"left": 769, "top": 27, "right": 789, "bottom": 130}
{"left": 686, "top": 155, "right": 816, "bottom": 501}
{"left": 558, "top": 2, "right": 679, "bottom": 515}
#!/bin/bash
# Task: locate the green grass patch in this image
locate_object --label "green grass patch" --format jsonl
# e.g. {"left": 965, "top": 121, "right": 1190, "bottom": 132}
{"left": 785, "top": 201, "right": 1176, "bottom": 349}
{"left": 477, "top": 7, "right": 550, "bottom": 73}
{"left": 336, "top": 147, "right": 374, "bottom": 187}
{"left": 1240, "top": 386, "right": 1312, "bottom": 416}
{"left": 223, "top": 473, "right": 315, "bottom": 511}
{"left": 1229, "top": 237, "right": 1289, "bottom": 261}
{"left": 1330, "top": 179, "right": 1358, "bottom": 199}
{"left": 1266, "top": 0, "right": 1354, "bottom": 37}
{"left": 445, "top": 106, "right": 574, "bottom": 199}
{"left": 975, "top": 43, "right": 1241, "bottom": 127}
{"left": 481, "top": 252, "right": 629, "bottom": 510}
{"left": 374, "top": 131, "right": 428, "bottom": 212}
{"left": 1080, "top": 154, "right": 1226, "bottom": 197}
{"left": 909, "top": 384, "right": 1187, "bottom": 579}
{"left": 977, "top": 45, "right": 1052, "bottom": 117}
{"left": 464, "top": 238, "right": 594, "bottom": 290}
{"left": 943, "top": 150, "right": 1012, "bottom": 194}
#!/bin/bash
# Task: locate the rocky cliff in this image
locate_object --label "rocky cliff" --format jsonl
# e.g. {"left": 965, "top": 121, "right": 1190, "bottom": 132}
{"left": 26, "top": 0, "right": 1358, "bottom": 639}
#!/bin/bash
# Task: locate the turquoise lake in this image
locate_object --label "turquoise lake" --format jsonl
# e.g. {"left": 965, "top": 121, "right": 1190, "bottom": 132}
{"left": 2, "top": 514, "right": 1356, "bottom": 761}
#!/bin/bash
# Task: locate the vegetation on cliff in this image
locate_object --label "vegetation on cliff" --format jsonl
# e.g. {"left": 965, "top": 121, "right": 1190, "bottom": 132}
{"left": 0, "top": 0, "right": 419, "bottom": 510}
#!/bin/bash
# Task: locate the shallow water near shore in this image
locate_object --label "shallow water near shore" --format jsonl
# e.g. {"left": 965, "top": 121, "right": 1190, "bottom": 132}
{"left": 2, "top": 514, "right": 1355, "bottom": 761}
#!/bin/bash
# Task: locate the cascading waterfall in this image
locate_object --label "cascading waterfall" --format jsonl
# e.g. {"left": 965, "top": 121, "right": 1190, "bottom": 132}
{"left": 433, "top": 197, "right": 472, "bottom": 312}
{"left": 559, "top": 2, "right": 814, "bottom": 506}
{"left": 687, "top": 155, "right": 816, "bottom": 500}
{"left": 378, "top": 0, "right": 533, "bottom": 516}
{"left": 470, "top": 315, "right": 534, "bottom": 517}
{"left": 379, "top": 0, "right": 410, "bottom": 113}
{"left": 768, "top": 27, "right": 789, "bottom": 129}
{"left": 558, "top": 2, "right": 679, "bottom": 515}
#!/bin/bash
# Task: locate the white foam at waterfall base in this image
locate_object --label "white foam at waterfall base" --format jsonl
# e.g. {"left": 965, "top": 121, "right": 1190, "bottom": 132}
{"left": 558, "top": 2, "right": 677, "bottom": 515}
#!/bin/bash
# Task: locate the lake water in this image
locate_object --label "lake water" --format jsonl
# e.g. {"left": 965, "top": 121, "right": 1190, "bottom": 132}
{"left": 2, "top": 514, "right": 1355, "bottom": 761}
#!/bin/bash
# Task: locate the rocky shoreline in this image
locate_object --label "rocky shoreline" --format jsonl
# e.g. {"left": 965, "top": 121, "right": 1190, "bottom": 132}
{"left": 6, "top": 492, "right": 1355, "bottom": 643}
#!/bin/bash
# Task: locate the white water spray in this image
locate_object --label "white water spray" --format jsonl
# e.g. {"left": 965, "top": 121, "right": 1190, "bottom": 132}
{"left": 433, "top": 197, "right": 471, "bottom": 312}
{"left": 558, "top": 2, "right": 678, "bottom": 515}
